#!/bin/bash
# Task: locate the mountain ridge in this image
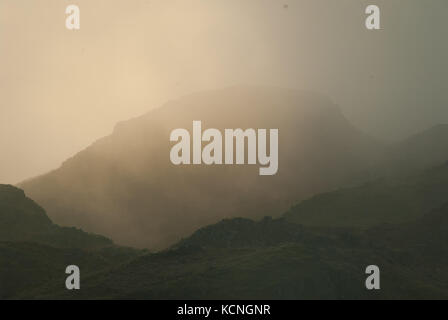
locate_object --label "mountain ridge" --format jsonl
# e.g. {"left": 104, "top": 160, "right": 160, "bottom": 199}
{"left": 20, "top": 86, "right": 382, "bottom": 249}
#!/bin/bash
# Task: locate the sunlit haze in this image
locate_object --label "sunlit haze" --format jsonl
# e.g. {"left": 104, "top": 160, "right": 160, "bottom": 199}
{"left": 1, "top": 0, "right": 447, "bottom": 183}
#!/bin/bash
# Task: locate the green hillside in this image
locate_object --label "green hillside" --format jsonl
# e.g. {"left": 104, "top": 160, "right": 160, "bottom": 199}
{"left": 2, "top": 162, "right": 448, "bottom": 299}
{"left": 0, "top": 242, "right": 137, "bottom": 299}
{"left": 2, "top": 186, "right": 448, "bottom": 299}
{"left": 0, "top": 185, "right": 140, "bottom": 299}
{"left": 380, "top": 124, "right": 448, "bottom": 176}
{"left": 284, "top": 162, "right": 448, "bottom": 228}
{"left": 29, "top": 208, "right": 448, "bottom": 300}
{"left": 23, "top": 158, "right": 448, "bottom": 300}
{"left": 0, "top": 185, "right": 112, "bottom": 249}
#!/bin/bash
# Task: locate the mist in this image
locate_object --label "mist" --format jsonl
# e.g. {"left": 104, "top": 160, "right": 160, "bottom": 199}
{"left": 1, "top": 0, "right": 447, "bottom": 183}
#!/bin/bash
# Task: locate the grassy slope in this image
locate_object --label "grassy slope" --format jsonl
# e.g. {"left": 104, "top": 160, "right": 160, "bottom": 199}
{"left": 0, "top": 184, "right": 113, "bottom": 249}
{"left": 28, "top": 159, "right": 448, "bottom": 299}
{"left": 3, "top": 165, "right": 448, "bottom": 299}
{"left": 28, "top": 212, "right": 448, "bottom": 300}
{"left": 0, "top": 185, "right": 141, "bottom": 299}
{"left": 0, "top": 242, "right": 137, "bottom": 299}
{"left": 284, "top": 162, "right": 448, "bottom": 228}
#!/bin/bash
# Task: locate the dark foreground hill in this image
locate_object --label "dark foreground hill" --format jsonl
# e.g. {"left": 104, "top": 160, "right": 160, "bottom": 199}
{"left": 0, "top": 184, "right": 111, "bottom": 248}
{"left": 0, "top": 185, "right": 140, "bottom": 299}
{"left": 14, "top": 163, "right": 448, "bottom": 299}
{"left": 3, "top": 176, "right": 448, "bottom": 299}
{"left": 26, "top": 206, "right": 448, "bottom": 300}
{"left": 13, "top": 168, "right": 448, "bottom": 299}
{"left": 20, "top": 86, "right": 382, "bottom": 249}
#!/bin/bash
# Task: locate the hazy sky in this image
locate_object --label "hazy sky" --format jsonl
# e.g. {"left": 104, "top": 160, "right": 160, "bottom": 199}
{"left": 1, "top": 0, "right": 447, "bottom": 183}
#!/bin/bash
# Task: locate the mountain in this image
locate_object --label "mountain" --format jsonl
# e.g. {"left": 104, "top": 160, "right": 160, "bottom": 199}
{"left": 28, "top": 206, "right": 448, "bottom": 300}
{"left": 0, "top": 242, "right": 137, "bottom": 299}
{"left": 3, "top": 169, "right": 448, "bottom": 299}
{"left": 20, "top": 86, "right": 382, "bottom": 249}
{"left": 0, "top": 184, "right": 112, "bottom": 249}
{"left": 0, "top": 184, "right": 140, "bottom": 299}
{"left": 284, "top": 161, "right": 448, "bottom": 228}
{"left": 380, "top": 124, "right": 448, "bottom": 176}
{"left": 370, "top": 201, "right": 448, "bottom": 263}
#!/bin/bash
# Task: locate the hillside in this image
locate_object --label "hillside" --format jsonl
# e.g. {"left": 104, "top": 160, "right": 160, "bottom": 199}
{"left": 284, "top": 162, "right": 448, "bottom": 228}
{"left": 370, "top": 201, "right": 448, "bottom": 264}
{"left": 381, "top": 124, "right": 448, "bottom": 176}
{"left": 20, "top": 86, "right": 382, "bottom": 249}
{"left": 28, "top": 205, "right": 448, "bottom": 300}
{"left": 3, "top": 173, "right": 448, "bottom": 299}
{"left": 0, "top": 185, "right": 140, "bottom": 299}
{"left": 0, "top": 184, "right": 112, "bottom": 249}
{"left": 0, "top": 242, "right": 137, "bottom": 299}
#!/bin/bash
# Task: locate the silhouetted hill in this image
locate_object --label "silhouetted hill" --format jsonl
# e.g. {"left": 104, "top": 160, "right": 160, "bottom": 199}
{"left": 380, "top": 124, "right": 448, "bottom": 176}
{"left": 371, "top": 201, "right": 448, "bottom": 263}
{"left": 0, "top": 242, "right": 137, "bottom": 299}
{"left": 20, "top": 86, "right": 382, "bottom": 249}
{"left": 0, "top": 184, "right": 112, "bottom": 249}
{"left": 0, "top": 184, "right": 141, "bottom": 299}
{"left": 173, "top": 216, "right": 337, "bottom": 249}
{"left": 31, "top": 205, "right": 448, "bottom": 300}
{"left": 284, "top": 162, "right": 448, "bottom": 228}
{"left": 4, "top": 171, "right": 448, "bottom": 299}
